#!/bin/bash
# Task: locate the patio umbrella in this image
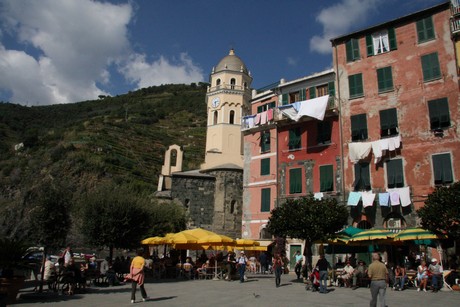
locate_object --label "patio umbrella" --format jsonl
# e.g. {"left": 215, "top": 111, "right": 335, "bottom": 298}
{"left": 393, "top": 227, "right": 447, "bottom": 241}
{"left": 141, "top": 236, "right": 168, "bottom": 245}
{"left": 235, "top": 238, "right": 260, "bottom": 248}
{"left": 182, "top": 228, "right": 217, "bottom": 239}
{"left": 349, "top": 229, "right": 396, "bottom": 242}
{"left": 197, "top": 234, "right": 235, "bottom": 280}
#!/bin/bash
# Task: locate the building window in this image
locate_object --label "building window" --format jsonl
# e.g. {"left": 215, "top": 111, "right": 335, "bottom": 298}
{"left": 421, "top": 52, "right": 441, "bottom": 82}
{"left": 354, "top": 162, "right": 371, "bottom": 191}
{"left": 229, "top": 110, "right": 235, "bottom": 124}
{"left": 261, "top": 188, "right": 271, "bottom": 212}
{"left": 213, "top": 111, "right": 218, "bottom": 125}
{"left": 377, "top": 66, "right": 393, "bottom": 93}
{"left": 316, "top": 84, "right": 328, "bottom": 97}
{"left": 417, "top": 16, "right": 435, "bottom": 43}
{"left": 299, "top": 88, "right": 306, "bottom": 101}
{"left": 288, "top": 127, "right": 301, "bottom": 150}
{"left": 432, "top": 153, "right": 453, "bottom": 185}
{"left": 348, "top": 73, "right": 364, "bottom": 99}
{"left": 320, "top": 165, "right": 334, "bottom": 192}
{"left": 282, "top": 93, "right": 288, "bottom": 105}
{"left": 346, "top": 38, "right": 360, "bottom": 62}
{"left": 428, "top": 98, "right": 450, "bottom": 130}
{"left": 380, "top": 108, "right": 398, "bottom": 138}
{"left": 309, "top": 86, "right": 316, "bottom": 99}
{"left": 317, "top": 121, "right": 332, "bottom": 144}
{"left": 289, "top": 168, "right": 302, "bottom": 194}
{"left": 386, "top": 159, "right": 404, "bottom": 188}
{"left": 351, "top": 114, "right": 368, "bottom": 141}
{"left": 260, "top": 131, "right": 271, "bottom": 153}
{"left": 366, "top": 28, "right": 397, "bottom": 56}
{"left": 230, "top": 78, "right": 236, "bottom": 89}
{"left": 216, "top": 79, "right": 221, "bottom": 87}
{"left": 261, "top": 158, "right": 270, "bottom": 176}
{"left": 328, "top": 81, "right": 335, "bottom": 97}
{"left": 257, "top": 101, "right": 276, "bottom": 113}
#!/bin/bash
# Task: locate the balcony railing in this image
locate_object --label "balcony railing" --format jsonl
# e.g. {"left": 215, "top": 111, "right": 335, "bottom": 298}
{"left": 451, "top": 0, "right": 460, "bottom": 16}
{"left": 208, "top": 84, "right": 246, "bottom": 92}
{"left": 451, "top": 17, "right": 460, "bottom": 34}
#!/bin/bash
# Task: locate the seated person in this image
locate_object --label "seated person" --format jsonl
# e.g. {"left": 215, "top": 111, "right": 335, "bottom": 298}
{"left": 352, "top": 260, "right": 367, "bottom": 289}
{"left": 340, "top": 261, "right": 354, "bottom": 287}
{"left": 429, "top": 258, "right": 442, "bottom": 292}
{"left": 394, "top": 264, "right": 407, "bottom": 290}
{"left": 182, "top": 259, "right": 194, "bottom": 279}
{"left": 417, "top": 260, "right": 429, "bottom": 292}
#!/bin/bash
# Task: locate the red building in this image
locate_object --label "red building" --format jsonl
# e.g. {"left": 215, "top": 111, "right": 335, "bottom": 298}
{"left": 331, "top": 1, "right": 460, "bottom": 230}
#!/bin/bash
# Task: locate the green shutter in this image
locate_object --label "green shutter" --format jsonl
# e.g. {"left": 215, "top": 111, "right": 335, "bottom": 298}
{"left": 261, "top": 158, "right": 270, "bottom": 176}
{"left": 349, "top": 73, "right": 363, "bottom": 98}
{"left": 261, "top": 188, "right": 271, "bottom": 212}
{"left": 300, "top": 88, "right": 306, "bottom": 101}
{"left": 417, "top": 19, "right": 426, "bottom": 42}
{"left": 387, "top": 159, "right": 404, "bottom": 188}
{"left": 417, "top": 16, "right": 435, "bottom": 43}
{"left": 328, "top": 81, "right": 335, "bottom": 97}
{"left": 389, "top": 27, "right": 397, "bottom": 50}
{"left": 433, "top": 154, "right": 453, "bottom": 184}
{"left": 260, "top": 131, "right": 270, "bottom": 152}
{"left": 346, "top": 40, "right": 353, "bottom": 62}
{"left": 269, "top": 101, "right": 276, "bottom": 109}
{"left": 317, "top": 121, "right": 331, "bottom": 144}
{"left": 282, "top": 93, "right": 288, "bottom": 105}
{"left": 289, "top": 168, "right": 302, "bottom": 194}
{"left": 351, "top": 114, "right": 368, "bottom": 141}
{"left": 289, "top": 128, "right": 301, "bottom": 150}
{"left": 354, "top": 163, "right": 370, "bottom": 191}
{"left": 257, "top": 106, "right": 263, "bottom": 113}
{"left": 309, "top": 87, "right": 316, "bottom": 99}
{"left": 429, "top": 98, "right": 450, "bottom": 129}
{"left": 366, "top": 35, "right": 374, "bottom": 56}
{"left": 377, "top": 66, "right": 393, "bottom": 92}
{"left": 352, "top": 39, "right": 360, "bottom": 60}
{"left": 320, "top": 165, "right": 334, "bottom": 192}
{"left": 422, "top": 53, "right": 441, "bottom": 82}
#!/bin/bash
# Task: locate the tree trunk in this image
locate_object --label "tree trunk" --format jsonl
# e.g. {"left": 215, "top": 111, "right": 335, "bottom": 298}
{"left": 38, "top": 247, "right": 47, "bottom": 293}
{"left": 303, "top": 241, "right": 313, "bottom": 272}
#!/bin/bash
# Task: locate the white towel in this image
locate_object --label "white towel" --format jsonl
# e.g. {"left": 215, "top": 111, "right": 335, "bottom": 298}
{"left": 348, "top": 142, "right": 372, "bottom": 163}
{"left": 347, "top": 192, "right": 362, "bottom": 206}
{"left": 361, "top": 192, "right": 376, "bottom": 208}
{"left": 388, "top": 190, "right": 400, "bottom": 206}
{"left": 371, "top": 140, "right": 383, "bottom": 164}
{"left": 279, "top": 105, "right": 297, "bottom": 121}
{"left": 397, "top": 187, "right": 411, "bottom": 207}
{"left": 294, "top": 95, "right": 329, "bottom": 121}
{"left": 314, "top": 192, "right": 324, "bottom": 200}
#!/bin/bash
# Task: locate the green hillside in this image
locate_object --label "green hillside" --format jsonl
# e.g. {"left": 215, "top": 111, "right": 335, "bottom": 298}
{"left": 0, "top": 83, "right": 208, "bottom": 238}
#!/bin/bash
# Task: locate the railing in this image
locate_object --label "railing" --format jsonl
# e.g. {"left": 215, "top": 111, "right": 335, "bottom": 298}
{"left": 451, "top": 0, "right": 460, "bottom": 16}
{"left": 208, "top": 84, "right": 246, "bottom": 92}
{"left": 450, "top": 17, "right": 460, "bottom": 34}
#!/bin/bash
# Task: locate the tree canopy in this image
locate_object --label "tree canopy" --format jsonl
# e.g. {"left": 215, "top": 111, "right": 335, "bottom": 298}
{"left": 417, "top": 181, "right": 460, "bottom": 241}
{"left": 267, "top": 195, "right": 349, "bottom": 267}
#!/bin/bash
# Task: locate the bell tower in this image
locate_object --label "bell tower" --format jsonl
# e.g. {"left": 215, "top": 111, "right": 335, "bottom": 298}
{"left": 201, "top": 49, "right": 252, "bottom": 170}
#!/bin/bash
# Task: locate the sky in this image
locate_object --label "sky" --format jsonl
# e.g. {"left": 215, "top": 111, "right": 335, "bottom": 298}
{"left": 0, "top": 0, "right": 444, "bottom": 106}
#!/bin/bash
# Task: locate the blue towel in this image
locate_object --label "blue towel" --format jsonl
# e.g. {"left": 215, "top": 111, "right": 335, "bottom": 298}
{"left": 347, "top": 192, "right": 361, "bottom": 206}
{"left": 379, "top": 193, "right": 390, "bottom": 207}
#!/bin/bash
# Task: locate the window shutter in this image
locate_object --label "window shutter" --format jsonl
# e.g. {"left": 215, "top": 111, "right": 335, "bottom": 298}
{"left": 428, "top": 100, "right": 440, "bottom": 129}
{"left": 433, "top": 155, "right": 443, "bottom": 183}
{"left": 417, "top": 19, "right": 426, "bottom": 42}
{"left": 366, "top": 35, "right": 374, "bottom": 56}
{"left": 269, "top": 102, "right": 276, "bottom": 109}
{"left": 320, "top": 165, "right": 334, "bottom": 192}
{"left": 422, "top": 53, "right": 440, "bottom": 82}
{"left": 261, "top": 188, "right": 271, "bottom": 212}
{"left": 441, "top": 154, "right": 453, "bottom": 183}
{"left": 309, "top": 87, "right": 316, "bottom": 99}
{"left": 361, "top": 163, "right": 371, "bottom": 190}
{"left": 257, "top": 106, "right": 263, "bottom": 113}
{"left": 346, "top": 40, "right": 353, "bottom": 62}
{"left": 424, "top": 16, "right": 435, "bottom": 41}
{"left": 387, "top": 160, "right": 395, "bottom": 187}
{"left": 377, "top": 68, "right": 385, "bottom": 93}
{"left": 380, "top": 109, "right": 389, "bottom": 131}
{"left": 261, "top": 158, "right": 270, "bottom": 176}
{"left": 328, "top": 81, "right": 335, "bottom": 97}
{"left": 282, "top": 94, "right": 288, "bottom": 105}
{"left": 352, "top": 39, "right": 360, "bottom": 60}
{"left": 317, "top": 121, "right": 331, "bottom": 144}
{"left": 289, "top": 168, "right": 302, "bottom": 194}
{"left": 389, "top": 27, "right": 397, "bottom": 50}
{"left": 299, "top": 88, "right": 306, "bottom": 101}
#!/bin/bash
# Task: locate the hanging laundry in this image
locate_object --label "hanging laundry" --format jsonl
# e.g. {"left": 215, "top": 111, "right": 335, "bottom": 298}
{"left": 294, "top": 95, "right": 329, "bottom": 121}
{"left": 267, "top": 108, "right": 274, "bottom": 121}
{"left": 260, "top": 111, "right": 268, "bottom": 125}
{"left": 292, "top": 101, "right": 301, "bottom": 112}
{"left": 397, "top": 186, "right": 411, "bottom": 207}
{"left": 314, "top": 192, "right": 324, "bottom": 200}
{"left": 254, "top": 113, "right": 261, "bottom": 125}
{"left": 278, "top": 105, "right": 297, "bottom": 121}
{"left": 378, "top": 192, "right": 390, "bottom": 207}
{"left": 371, "top": 140, "right": 383, "bottom": 164}
{"left": 347, "top": 191, "right": 362, "bottom": 206}
{"left": 348, "top": 142, "right": 372, "bottom": 163}
{"left": 388, "top": 190, "right": 400, "bottom": 206}
{"left": 361, "top": 191, "right": 376, "bottom": 208}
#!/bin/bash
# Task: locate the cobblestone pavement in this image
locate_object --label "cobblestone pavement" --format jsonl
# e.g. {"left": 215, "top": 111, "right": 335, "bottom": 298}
{"left": 15, "top": 274, "right": 459, "bottom": 307}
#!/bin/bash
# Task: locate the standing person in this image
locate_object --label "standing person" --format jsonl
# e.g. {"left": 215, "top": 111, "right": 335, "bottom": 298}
{"left": 259, "top": 252, "right": 268, "bottom": 274}
{"left": 63, "top": 246, "right": 73, "bottom": 267}
{"left": 315, "top": 254, "right": 331, "bottom": 294}
{"left": 127, "top": 249, "right": 149, "bottom": 303}
{"left": 272, "top": 253, "right": 284, "bottom": 288}
{"left": 294, "top": 251, "right": 303, "bottom": 279}
{"left": 428, "top": 258, "right": 442, "bottom": 292}
{"left": 367, "top": 252, "right": 388, "bottom": 307}
{"left": 225, "top": 252, "right": 236, "bottom": 281}
{"left": 237, "top": 251, "right": 248, "bottom": 283}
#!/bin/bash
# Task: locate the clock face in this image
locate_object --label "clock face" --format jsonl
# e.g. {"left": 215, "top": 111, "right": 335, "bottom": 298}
{"left": 211, "top": 97, "right": 220, "bottom": 108}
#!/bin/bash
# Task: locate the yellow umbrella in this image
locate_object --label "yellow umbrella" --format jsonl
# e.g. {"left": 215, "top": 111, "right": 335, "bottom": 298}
{"left": 243, "top": 246, "right": 267, "bottom": 251}
{"left": 393, "top": 227, "right": 447, "bottom": 241}
{"left": 141, "top": 236, "right": 167, "bottom": 245}
{"left": 235, "top": 238, "right": 260, "bottom": 247}
{"left": 197, "top": 234, "right": 235, "bottom": 246}
{"left": 182, "top": 228, "right": 217, "bottom": 239}
{"left": 349, "top": 229, "right": 396, "bottom": 242}
{"left": 167, "top": 232, "right": 199, "bottom": 244}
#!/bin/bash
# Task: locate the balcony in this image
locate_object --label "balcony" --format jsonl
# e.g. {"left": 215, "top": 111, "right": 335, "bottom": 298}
{"left": 450, "top": 16, "right": 460, "bottom": 35}
{"left": 451, "top": 0, "right": 460, "bottom": 16}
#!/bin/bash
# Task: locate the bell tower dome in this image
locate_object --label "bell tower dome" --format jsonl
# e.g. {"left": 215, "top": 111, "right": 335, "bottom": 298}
{"left": 201, "top": 49, "right": 252, "bottom": 170}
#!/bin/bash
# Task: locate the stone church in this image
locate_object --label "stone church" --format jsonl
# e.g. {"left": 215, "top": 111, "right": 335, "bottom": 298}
{"left": 155, "top": 49, "right": 252, "bottom": 238}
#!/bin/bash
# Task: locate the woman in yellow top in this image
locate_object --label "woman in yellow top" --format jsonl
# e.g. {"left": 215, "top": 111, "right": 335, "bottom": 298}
{"left": 127, "top": 250, "right": 149, "bottom": 303}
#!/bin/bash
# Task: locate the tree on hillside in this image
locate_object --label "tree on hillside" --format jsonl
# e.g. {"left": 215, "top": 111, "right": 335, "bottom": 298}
{"left": 267, "top": 195, "right": 349, "bottom": 269}
{"left": 28, "top": 181, "right": 72, "bottom": 292}
{"left": 79, "top": 185, "right": 186, "bottom": 260}
{"left": 417, "top": 181, "right": 460, "bottom": 241}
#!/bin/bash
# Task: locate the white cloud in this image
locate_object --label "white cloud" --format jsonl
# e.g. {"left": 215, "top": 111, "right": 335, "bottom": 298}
{"left": 286, "top": 57, "right": 298, "bottom": 67}
{"left": 0, "top": 0, "right": 205, "bottom": 105}
{"left": 120, "top": 53, "right": 204, "bottom": 89}
{"left": 310, "top": 0, "right": 383, "bottom": 54}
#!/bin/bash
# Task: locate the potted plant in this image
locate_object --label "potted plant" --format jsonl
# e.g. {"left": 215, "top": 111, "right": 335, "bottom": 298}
{"left": 0, "top": 237, "right": 28, "bottom": 305}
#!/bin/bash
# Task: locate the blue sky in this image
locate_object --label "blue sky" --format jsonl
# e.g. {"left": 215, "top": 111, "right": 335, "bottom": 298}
{"left": 0, "top": 0, "right": 443, "bottom": 105}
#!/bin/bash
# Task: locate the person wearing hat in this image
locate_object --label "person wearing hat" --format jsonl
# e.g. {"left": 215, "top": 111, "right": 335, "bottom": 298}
{"left": 341, "top": 261, "right": 354, "bottom": 287}
{"left": 428, "top": 258, "right": 443, "bottom": 292}
{"left": 237, "top": 251, "right": 248, "bottom": 283}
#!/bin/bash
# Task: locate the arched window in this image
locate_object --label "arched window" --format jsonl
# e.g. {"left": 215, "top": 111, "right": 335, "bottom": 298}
{"left": 229, "top": 110, "right": 235, "bottom": 124}
{"left": 213, "top": 111, "right": 218, "bottom": 125}
{"left": 170, "top": 149, "right": 177, "bottom": 166}
{"left": 230, "top": 78, "right": 236, "bottom": 89}
{"left": 243, "top": 82, "right": 247, "bottom": 89}
{"left": 216, "top": 79, "right": 221, "bottom": 88}
{"left": 230, "top": 200, "right": 236, "bottom": 214}
{"left": 184, "top": 199, "right": 190, "bottom": 210}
